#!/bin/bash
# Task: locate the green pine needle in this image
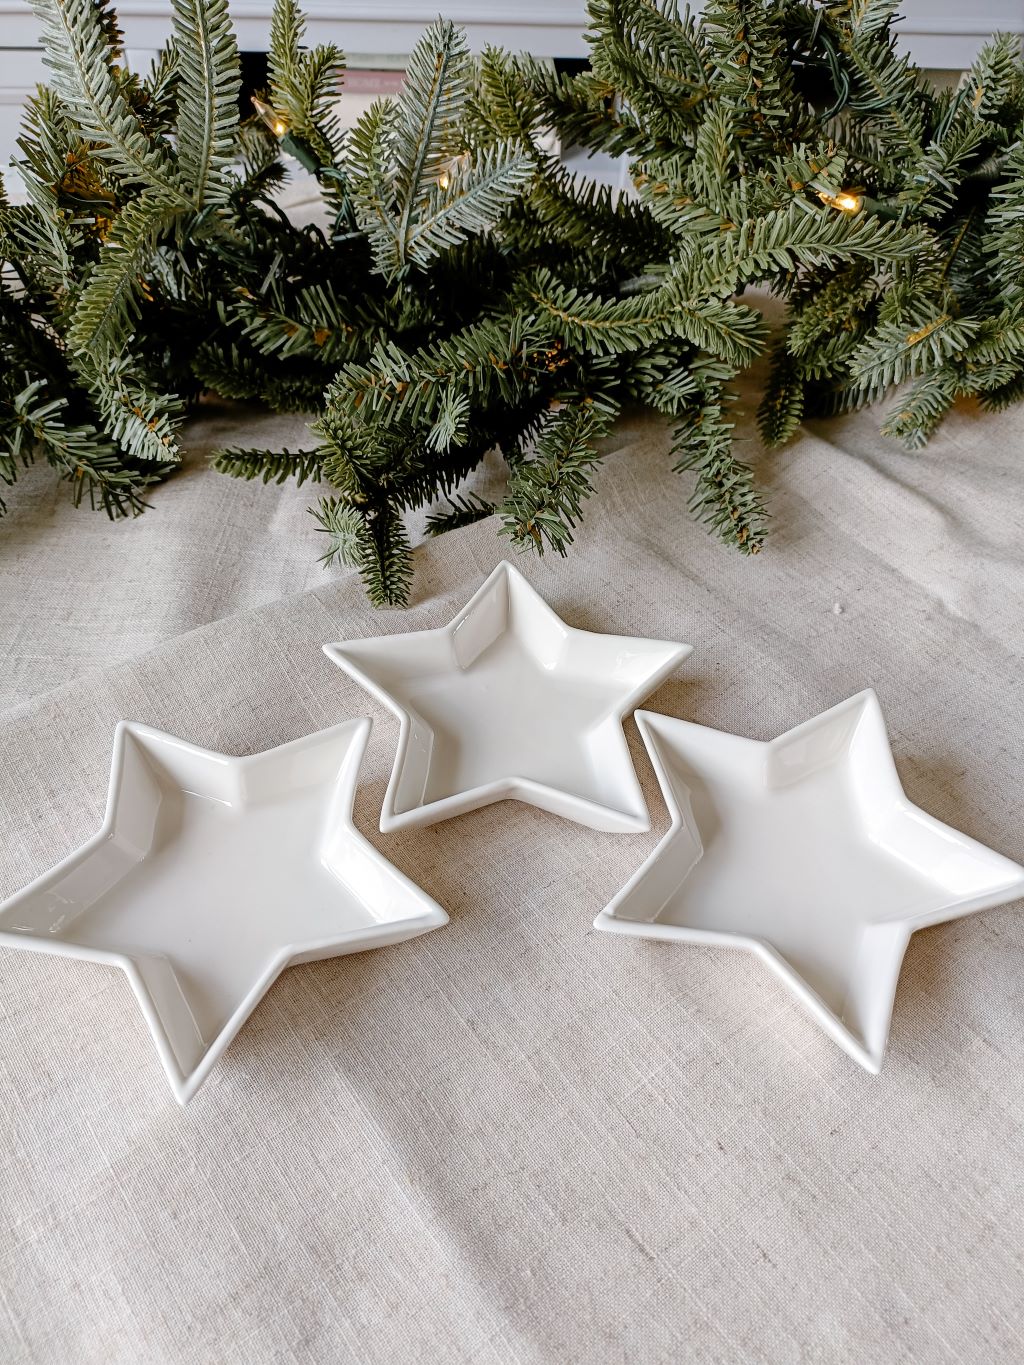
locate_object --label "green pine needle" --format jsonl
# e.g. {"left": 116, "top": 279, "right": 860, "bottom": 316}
{"left": 500, "top": 403, "right": 612, "bottom": 556}
{"left": 424, "top": 491, "right": 496, "bottom": 535}
{"left": 172, "top": 0, "right": 241, "bottom": 205}
{"left": 213, "top": 446, "right": 324, "bottom": 485}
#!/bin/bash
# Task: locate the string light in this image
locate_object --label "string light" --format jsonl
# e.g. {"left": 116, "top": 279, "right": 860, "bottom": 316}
{"left": 251, "top": 95, "right": 287, "bottom": 137}
{"left": 437, "top": 152, "right": 470, "bottom": 191}
{"left": 818, "top": 189, "right": 864, "bottom": 213}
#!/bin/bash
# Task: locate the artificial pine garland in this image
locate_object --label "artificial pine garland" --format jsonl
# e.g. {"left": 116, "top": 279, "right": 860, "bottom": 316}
{"left": 1, "top": 0, "right": 1021, "bottom": 603}
{"left": 754, "top": 8, "right": 1024, "bottom": 451}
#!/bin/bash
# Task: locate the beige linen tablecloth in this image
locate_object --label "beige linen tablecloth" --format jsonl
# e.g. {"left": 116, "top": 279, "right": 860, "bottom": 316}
{"left": 1, "top": 392, "right": 1023, "bottom": 1364}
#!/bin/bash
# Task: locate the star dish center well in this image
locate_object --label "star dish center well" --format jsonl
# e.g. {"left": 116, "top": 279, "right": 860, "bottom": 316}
{"left": 326, "top": 561, "right": 691, "bottom": 832}
{"left": 373, "top": 618, "right": 645, "bottom": 813}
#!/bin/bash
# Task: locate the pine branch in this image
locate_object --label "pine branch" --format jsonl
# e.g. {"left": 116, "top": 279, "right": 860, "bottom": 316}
{"left": 672, "top": 386, "right": 766, "bottom": 553}
{"left": 213, "top": 446, "right": 324, "bottom": 485}
{"left": 978, "top": 370, "right": 1024, "bottom": 411}
{"left": 879, "top": 369, "right": 959, "bottom": 449}
{"left": 691, "top": 204, "right": 929, "bottom": 292}
{"left": 470, "top": 48, "right": 544, "bottom": 150}
{"left": 498, "top": 60, "right": 641, "bottom": 159}
{"left": 80, "top": 355, "right": 184, "bottom": 461}
{"left": 9, "top": 93, "right": 78, "bottom": 295}
{"left": 172, "top": 0, "right": 240, "bottom": 205}
{"left": 521, "top": 157, "right": 675, "bottom": 267}
{"left": 331, "top": 313, "right": 554, "bottom": 428}
{"left": 66, "top": 189, "right": 180, "bottom": 358}
{"left": 425, "top": 389, "right": 471, "bottom": 452}
{"left": 393, "top": 20, "right": 470, "bottom": 265}
{"left": 313, "top": 495, "right": 366, "bottom": 567}
{"left": 193, "top": 339, "right": 329, "bottom": 411}
{"left": 314, "top": 497, "right": 413, "bottom": 605}
{"left": 686, "top": 104, "right": 737, "bottom": 216}
{"left": 500, "top": 402, "right": 612, "bottom": 555}
{"left": 702, "top": 0, "right": 806, "bottom": 150}
{"left": 970, "top": 310, "right": 1024, "bottom": 367}
{"left": 424, "top": 490, "right": 496, "bottom": 535}
{"left": 348, "top": 98, "right": 402, "bottom": 270}
{"left": 849, "top": 310, "right": 981, "bottom": 390}
{"left": 622, "top": 347, "right": 701, "bottom": 415}
{"left": 29, "top": 0, "right": 184, "bottom": 198}
{"left": 898, "top": 120, "right": 989, "bottom": 220}
{"left": 269, "top": 0, "right": 344, "bottom": 167}
{"left": 587, "top": 0, "right": 710, "bottom": 144}
{"left": 403, "top": 142, "right": 533, "bottom": 267}
{"left": 528, "top": 269, "right": 767, "bottom": 366}
{"left": 233, "top": 281, "right": 368, "bottom": 364}
{"left": 986, "top": 141, "right": 1024, "bottom": 290}
{"left": 1, "top": 378, "right": 164, "bottom": 517}
{"left": 826, "top": 1, "right": 929, "bottom": 157}
{"left": 961, "top": 33, "right": 1024, "bottom": 122}
{"left": 758, "top": 343, "right": 805, "bottom": 448}
{"left": 632, "top": 159, "right": 733, "bottom": 238}
{"left": 143, "top": 39, "right": 180, "bottom": 123}
{"left": 785, "top": 266, "right": 880, "bottom": 358}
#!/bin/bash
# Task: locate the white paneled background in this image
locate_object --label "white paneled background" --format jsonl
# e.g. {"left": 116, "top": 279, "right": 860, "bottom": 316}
{"left": 0, "top": 1, "right": 1021, "bottom": 167}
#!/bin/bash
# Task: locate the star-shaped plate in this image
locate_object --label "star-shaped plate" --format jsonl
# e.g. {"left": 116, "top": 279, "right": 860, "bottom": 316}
{"left": 0, "top": 719, "right": 447, "bottom": 1103}
{"left": 324, "top": 561, "right": 691, "bottom": 833}
{"left": 595, "top": 691, "right": 1024, "bottom": 1071}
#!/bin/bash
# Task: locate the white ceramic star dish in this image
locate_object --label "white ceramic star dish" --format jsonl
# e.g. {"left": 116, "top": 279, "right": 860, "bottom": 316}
{"left": 595, "top": 691, "right": 1024, "bottom": 1072}
{"left": 324, "top": 560, "right": 691, "bottom": 834}
{"left": 0, "top": 719, "right": 447, "bottom": 1103}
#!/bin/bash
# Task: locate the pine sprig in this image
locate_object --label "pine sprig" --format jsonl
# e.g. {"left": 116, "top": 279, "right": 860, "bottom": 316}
{"left": 66, "top": 189, "right": 179, "bottom": 358}
{"left": 500, "top": 403, "right": 612, "bottom": 555}
{"left": 391, "top": 19, "right": 471, "bottom": 267}
{"left": 213, "top": 446, "right": 324, "bottom": 485}
{"left": 425, "top": 491, "right": 496, "bottom": 535}
{"left": 268, "top": 0, "right": 344, "bottom": 167}
{"left": 349, "top": 21, "right": 532, "bottom": 275}
{"left": 1, "top": 378, "right": 164, "bottom": 517}
{"left": 405, "top": 142, "right": 533, "bottom": 266}
{"left": 672, "top": 388, "right": 767, "bottom": 554}
{"left": 81, "top": 356, "right": 184, "bottom": 462}
{"left": 849, "top": 310, "right": 981, "bottom": 389}
{"left": 313, "top": 497, "right": 413, "bottom": 605}
{"left": 879, "top": 370, "right": 960, "bottom": 448}
{"left": 172, "top": 0, "right": 241, "bottom": 205}
{"left": 29, "top": 0, "right": 184, "bottom": 198}
{"left": 528, "top": 270, "right": 767, "bottom": 366}
{"left": 758, "top": 344, "right": 805, "bottom": 449}
{"left": 313, "top": 495, "right": 365, "bottom": 567}
{"left": 233, "top": 281, "right": 367, "bottom": 364}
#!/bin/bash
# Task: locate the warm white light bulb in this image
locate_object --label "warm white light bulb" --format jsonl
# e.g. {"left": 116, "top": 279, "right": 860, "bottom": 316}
{"left": 251, "top": 95, "right": 288, "bottom": 138}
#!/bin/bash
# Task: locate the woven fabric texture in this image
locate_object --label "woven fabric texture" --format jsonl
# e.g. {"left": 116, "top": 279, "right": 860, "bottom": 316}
{"left": 1, "top": 394, "right": 1022, "bottom": 1364}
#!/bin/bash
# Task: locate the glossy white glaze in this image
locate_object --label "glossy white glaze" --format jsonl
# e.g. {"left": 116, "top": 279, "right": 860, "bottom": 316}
{"left": 0, "top": 720, "right": 447, "bottom": 1103}
{"left": 325, "top": 560, "right": 692, "bottom": 833}
{"left": 595, "top": 692, "right": 1024, "bottom": 1072}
